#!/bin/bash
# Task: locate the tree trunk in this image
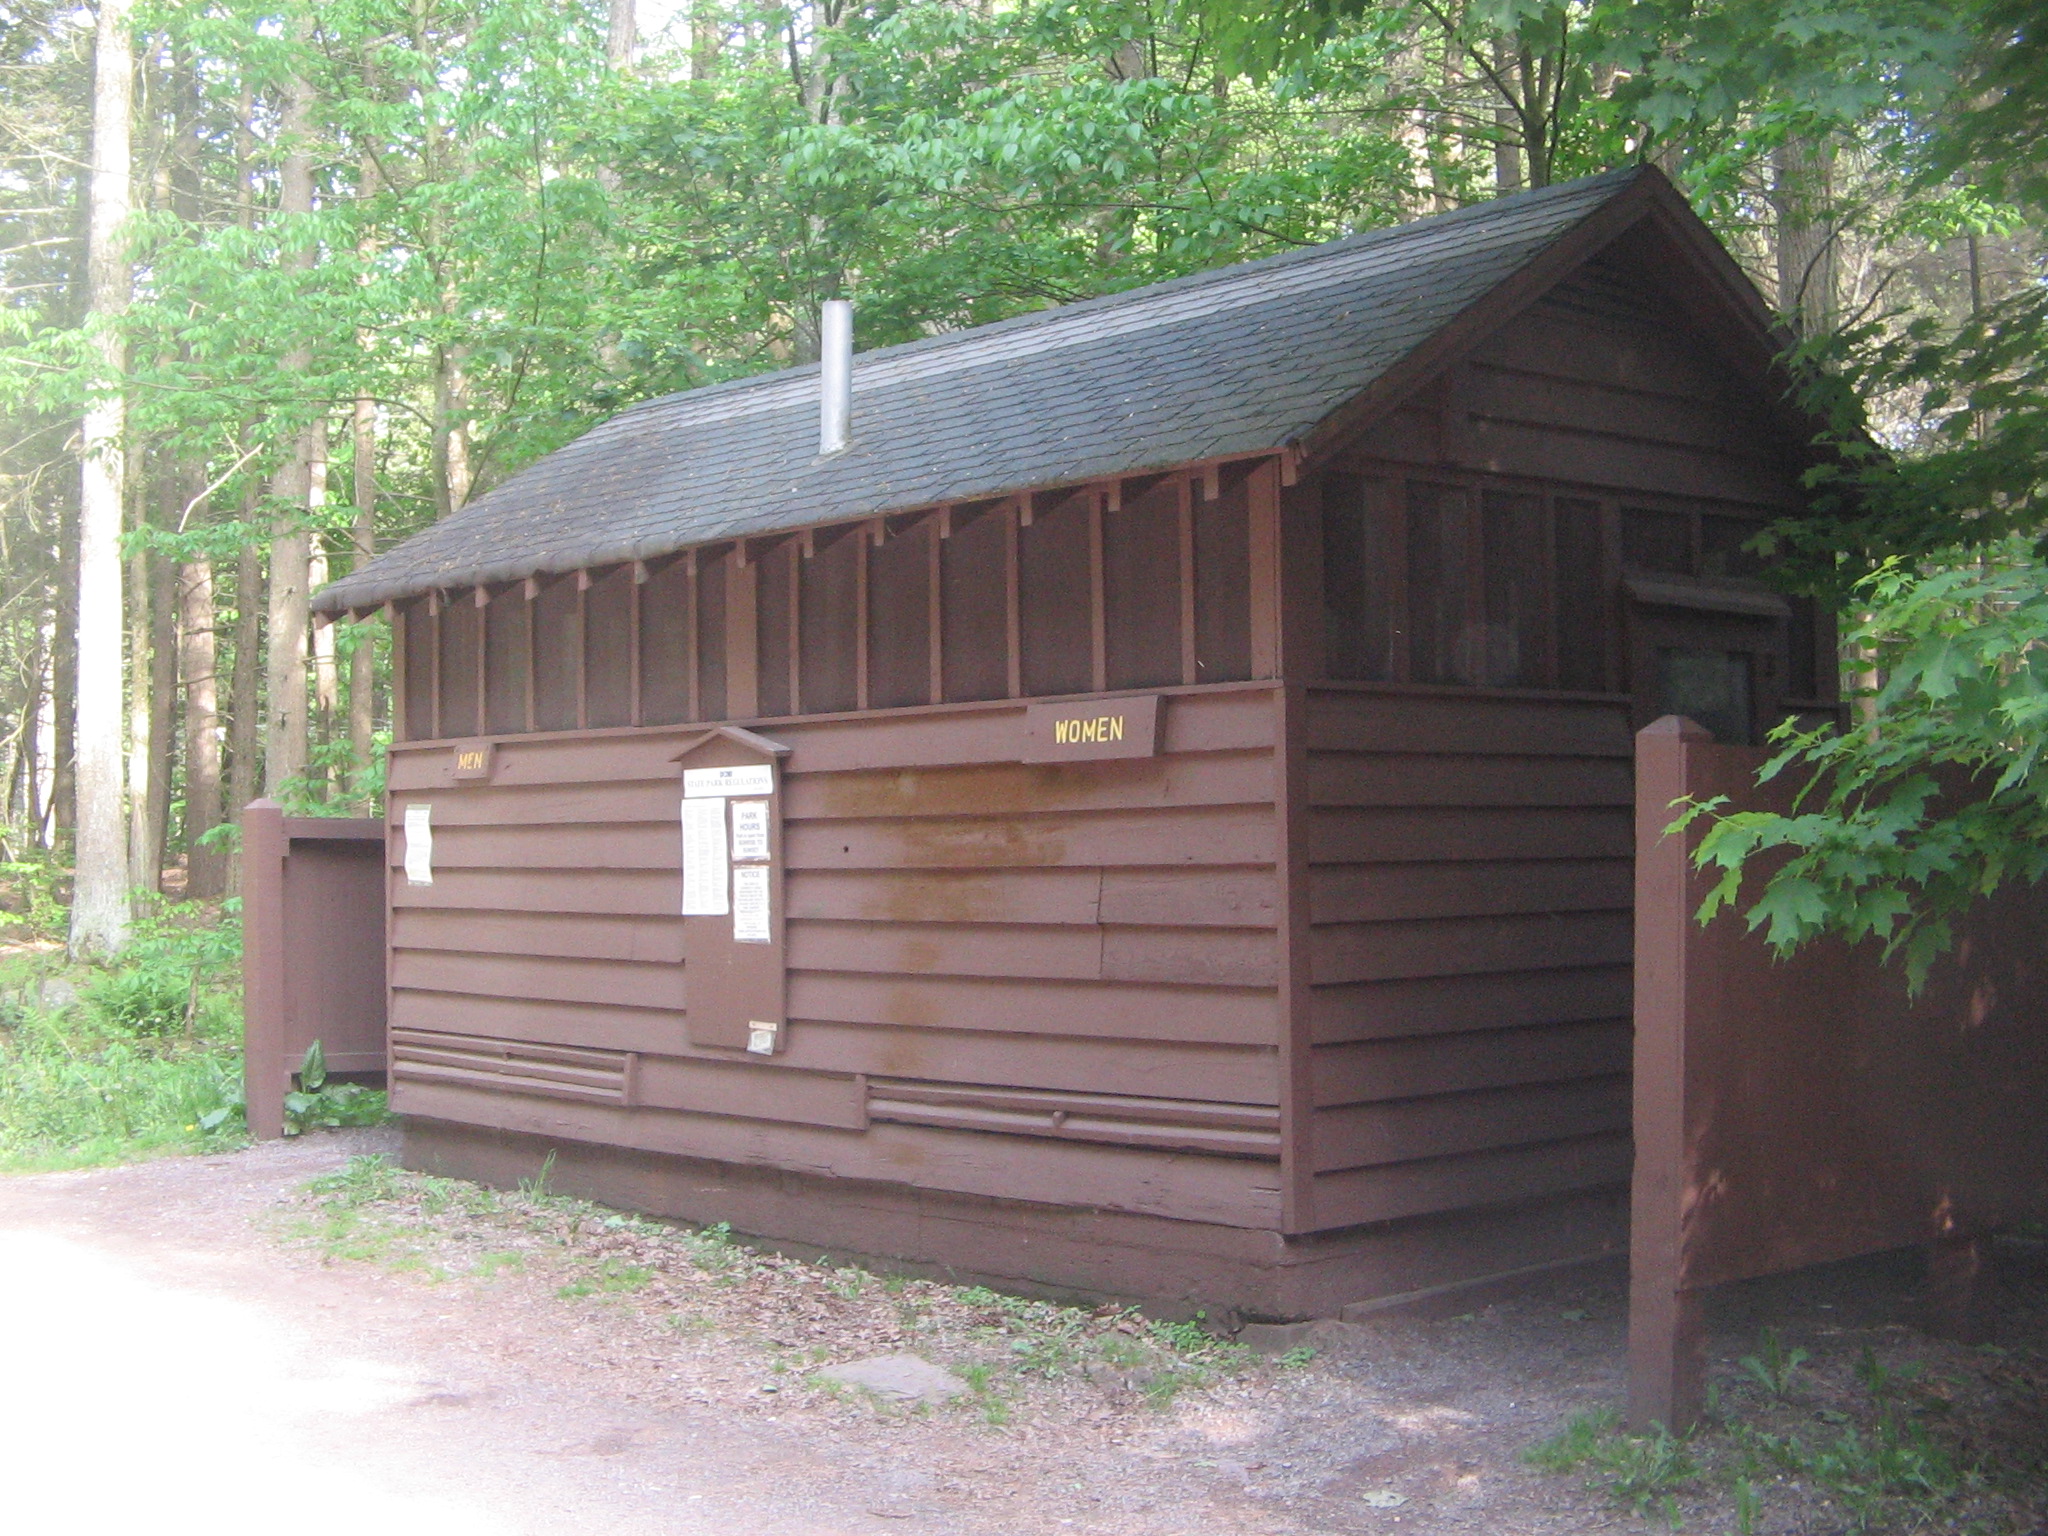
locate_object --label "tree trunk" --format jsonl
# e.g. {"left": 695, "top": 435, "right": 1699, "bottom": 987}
{"left": 1773, "top": 137, "right": 1838, "bottom": 335}
{"left": 146, "top": 546, "right": 175, "bottom": 889}
{"left": 124, "top": 531, "right": 161, "bottom": 897}
{"left": 349, "top": 393, "right": 377, "bottom": 768}
{"left": 308, "top": 431, "right": 337, "bottom": 762}
{"left": 51, "top": 489, "right": 77, "bottom": 841}
{"left": 433, "top": 343, "right": 473, "bottom": 515}
{"left": 608, "top": 0, "right": 635, "bottom": 69}
{"left": 265, "top": 447, "right": 313, "bottom": 797}
{"left": 179, "top": 555, "right": 225, "bottom": 899}
{"left": 1491, "top": 36, "right": 1523, "bottom": 193}
{"left": 72, "top": 0, "right": 135, "bottom": 957}
{"left": 691, "top": 1, "right": 720, "bottom": 80}
{"left": 227, "top": 532, "right": 262, "bottom": 835}
{"left": 264, "top": 53, "right": 318, "bottom": 798}
{"left": 350, "top": 146, "right": 380, "bottom": 773}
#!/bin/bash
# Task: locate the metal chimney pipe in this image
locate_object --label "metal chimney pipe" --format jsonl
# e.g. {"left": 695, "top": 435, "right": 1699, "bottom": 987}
{"left": 819, "top": 299, "right": 852, "bottom": 455}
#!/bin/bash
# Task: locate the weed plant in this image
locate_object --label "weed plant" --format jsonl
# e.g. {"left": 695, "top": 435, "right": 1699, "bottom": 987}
{"left": 288, "top": 1156, "right": 1264, "bottom": 1422}
{"left": 1524, "top": 1326, "right": 2012, "bottom": 1534}
{"left": 0, "top": 906, "right": 249, "bottom": 1169}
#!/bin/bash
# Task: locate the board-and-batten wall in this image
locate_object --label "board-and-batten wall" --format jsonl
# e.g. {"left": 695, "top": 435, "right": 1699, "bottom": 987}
{"left": 387, "top": 685, "right": 1288, "bottom": 1232}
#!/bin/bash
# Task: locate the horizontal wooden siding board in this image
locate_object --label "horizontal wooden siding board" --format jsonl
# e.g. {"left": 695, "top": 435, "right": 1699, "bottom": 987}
{"left": 1309, "top": 909, "right": 1632, "bottom": 985}
{"left": 395, "top": 1080, "right": 1284, "bottom": 1228}
{"left": 1308, "top": 858, "right": 1631, "bottom": 924}
{"left": 1311, "top": 1075, "right": 1631, "bottom": 1172}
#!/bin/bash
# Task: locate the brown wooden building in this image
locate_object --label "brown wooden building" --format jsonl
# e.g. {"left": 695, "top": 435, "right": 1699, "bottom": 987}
{"left": 314, "top": 166, "right": 1838, "bottom": 1317}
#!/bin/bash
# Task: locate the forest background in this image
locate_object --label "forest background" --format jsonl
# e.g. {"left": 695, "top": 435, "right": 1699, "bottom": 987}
{"left": 0, "top": 0, "right": 2037, "bottom": 960}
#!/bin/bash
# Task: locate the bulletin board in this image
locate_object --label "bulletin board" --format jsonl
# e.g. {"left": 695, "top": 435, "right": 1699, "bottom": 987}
{"left": 674, "top": 727, "right": 790, "bottom": 1053}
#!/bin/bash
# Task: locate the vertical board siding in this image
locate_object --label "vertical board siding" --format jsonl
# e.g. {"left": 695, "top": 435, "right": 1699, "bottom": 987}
{"left": 868, "top": 517, "right": 933, "bottom": 709}
{"left": 584, "top": 567, "right": 635, "bottom": 728}
{"left": 639, "top": 558, "right": 693, "bottom": 725}
{"left": 386, "top": 685, "right": 1283, "bottom": 1227}
{"left": 1301, "top": 686, "right": 1634, "bottom": 1229}
{"left": 940, "top": 507, "right": 1010, "bottom": 703}
{"left": 532, "top": 578, "right": 580, "bottom": 732}
{"left": 437, "top": 598, "right": 482, "bottom": 739}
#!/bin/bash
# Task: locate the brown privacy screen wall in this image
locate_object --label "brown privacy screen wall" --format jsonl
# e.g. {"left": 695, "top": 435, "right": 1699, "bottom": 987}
{"left": 1629, "top": 717, "right": 2048, "bottom": 1431}
{"left": 242, "top": 802, "right": 388, "bottom": 1141}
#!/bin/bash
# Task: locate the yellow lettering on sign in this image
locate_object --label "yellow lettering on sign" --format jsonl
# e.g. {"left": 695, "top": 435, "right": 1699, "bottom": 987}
{"left": 457, "top": 750, "right": 483, "bottom": 771}
{"left": 1050, "top": 713, "right": 1130, "bottom": 748}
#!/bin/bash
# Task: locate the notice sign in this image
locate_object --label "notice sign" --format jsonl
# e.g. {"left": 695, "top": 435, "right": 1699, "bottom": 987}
{"left": 731, "top": 864, "right": 772, "bottom": 943}
{"left": 684, "top": 763, "right": 776, "bottom": 799}
{"left": 680, "top": 799, "right": 730, "bottom": 915}
{"left": 729, "top": 799, "right": 771, "bottom": 862}
{"left": 402, "top": 803, "right": 434, "bottom": 886}
{"left": 1021, "top": 694, "right": 1160, "bottom": 762}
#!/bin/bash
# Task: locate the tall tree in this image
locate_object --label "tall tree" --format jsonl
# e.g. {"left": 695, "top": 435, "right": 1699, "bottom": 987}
{"left": 70, "top": 0, "right": 134, "bottom": 956}
{"left": 263, "top": 39, "right": 317, "bottom": 797}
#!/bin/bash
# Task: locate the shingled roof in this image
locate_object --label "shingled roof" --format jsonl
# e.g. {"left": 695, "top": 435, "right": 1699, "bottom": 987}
{"left": 317, "top": 165, "right": 1706, "bottom": 613}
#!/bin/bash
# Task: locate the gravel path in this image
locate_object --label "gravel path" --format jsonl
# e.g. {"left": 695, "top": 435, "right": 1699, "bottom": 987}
{"left": 2, "top": 1129, "right": 2037, "bottom": 1535}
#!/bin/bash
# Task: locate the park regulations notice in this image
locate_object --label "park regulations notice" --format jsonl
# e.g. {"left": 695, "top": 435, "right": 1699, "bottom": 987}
{"left": 680, "top": 799, "right": 729, "bottom": 915}
{"left": 731, "top": 864, "right": 771, "bottom": 943}
{"left": 729, "top": 798, "right": 771, "bottom": 862}
{"left": 403, "top": 803, "right": 433, "bottom": 886}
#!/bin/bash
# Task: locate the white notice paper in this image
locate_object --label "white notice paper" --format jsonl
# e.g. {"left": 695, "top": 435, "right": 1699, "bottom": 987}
{"left": 729, "top": 799, "right": 771, "bottom": 862}
{"left": 732, "top": 864, "right": 771, "bottom": 943}
{"left": 403, "top": 803, "right": 434, "bottom": 887}
{"left": 680, "top": 799, "right": 730, "bottom": 915}
{"left": 684, "top": 763, "right": 776, "bottom": 799}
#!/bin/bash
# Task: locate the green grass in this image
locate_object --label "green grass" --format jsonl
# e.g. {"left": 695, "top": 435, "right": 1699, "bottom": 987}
{"left": 0, "top": 951, "right": 247, "bottom": 1170}
{"left": 1524, "top": 1327, "right": 2010, "bottom": 1535}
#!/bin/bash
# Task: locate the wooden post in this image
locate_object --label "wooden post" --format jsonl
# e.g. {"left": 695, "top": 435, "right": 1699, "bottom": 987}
{"left": 727, "top": 546, "right": 759, "bottom": 719}
{"left": 1628, "top": 714, "right": 1712, "bottom": 1432}
{"left": 1087, "top": 489, "right": 1107, "bottom": 693}
{"left": 1247, "top": 460, "right": 1283, "bottom": 679}
{"left": 1927, "top": 1215, "right": 1997, "bottom": 1344}
{"left": 241, "top": 798, "right": 289, "bottom": 1140}
{"left": 1176, "top": 474, "right": 1197, "bottom": 686}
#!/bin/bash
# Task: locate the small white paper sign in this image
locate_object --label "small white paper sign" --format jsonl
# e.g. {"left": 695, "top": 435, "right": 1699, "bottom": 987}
{"left": 402, "top": 803, "right": 434, "bottom": 887}
{"left": 680, "top": 799, "right": 729, "bottom": 915}
{"left": 729, "top": 799, "right": 771, "bottom": 862}
{"left": 684, "top": 763, "right": 775, "bottom": 799}
{"left": 731, "top": 864, "right": 771, "bottom": 943}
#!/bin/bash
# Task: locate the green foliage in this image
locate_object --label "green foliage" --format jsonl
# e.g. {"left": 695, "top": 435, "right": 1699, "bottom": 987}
{"left": 281, "top": 1039, "right": 390, "bottom": 1136}
{"left": 1524, "top": 1409, "right": 1697, "bottom": 1512}
{"left": 1732, "top": 1414, "right": 1967, "bottom": 1530}
{"left": 0, "top": 856, "right": 70, "bottom": 940}
{"left": 1524, "top": 1406, "right": 1623, "bottom": 1471}
{"left": 1738, "top": 1328, "right": 1811, "bottom": 1399}
{"left": 0, "top": 957, "right": 244, "bottom": 1169}
{"left": 1682, "top": 547, "right": 2048, "bottom": 988}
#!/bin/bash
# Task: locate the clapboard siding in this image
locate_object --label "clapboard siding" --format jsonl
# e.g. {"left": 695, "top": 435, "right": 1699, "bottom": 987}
{"left": 388, "top": 993, "right": 1278, "bottom": 1102}
{"left": 1299, "top": 686, "right": 1634, "bottom": 1224}
{"left": 1313, "top": 1019, "right": 1631, "bottom": 1107}
{"left": 1358, "top": 276, "right": 1810, "bottom": 511}
{"left": 1311, "top": 966, "right": 1634, "bottom": 1045}
{"left": 387, "top": 686, "right": 1282, "bottom": 1228}
{"left": 396, "top": 1081, "right": 1284, "bottom": 1229}
{"left": 1312, "top": 1132, "right": 1633, "bottom": 1230}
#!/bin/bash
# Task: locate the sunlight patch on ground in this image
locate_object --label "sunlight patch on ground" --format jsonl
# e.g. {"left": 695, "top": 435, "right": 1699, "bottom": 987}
{"left": 0, "top": 1229, "right": 513, "bottom": 1534}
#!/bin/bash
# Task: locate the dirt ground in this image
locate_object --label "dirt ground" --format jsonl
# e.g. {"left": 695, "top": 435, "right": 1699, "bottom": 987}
{"left": 1, "top": 1129, "right": 2043, "bottom": 1536}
